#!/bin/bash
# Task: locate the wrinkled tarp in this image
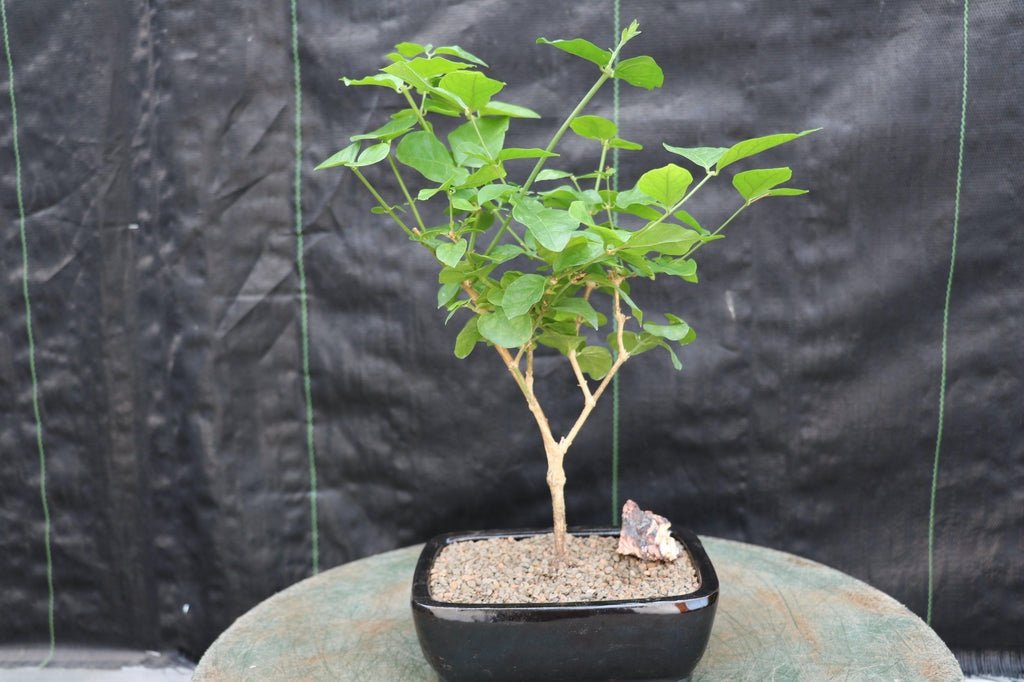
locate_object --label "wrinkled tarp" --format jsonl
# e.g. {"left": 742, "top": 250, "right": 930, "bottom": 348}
{"left": 1, "top": 0, "right": 1021, "bottom": 661}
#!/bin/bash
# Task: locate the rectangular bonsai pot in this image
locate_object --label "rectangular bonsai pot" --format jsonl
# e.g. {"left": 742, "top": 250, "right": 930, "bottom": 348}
{"left": 411, "top": 527, "right": 718, "bottom": 682}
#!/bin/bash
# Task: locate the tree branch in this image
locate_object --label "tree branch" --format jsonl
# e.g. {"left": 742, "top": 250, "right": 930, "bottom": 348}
{"left": 567, "top": 349, "right": 593, "bottom": 404}
{"left": 557, "top": 281, "right": 630, "bottom": 454}
{"left": 526, "top": 344, "right": 535, "bottom": 391}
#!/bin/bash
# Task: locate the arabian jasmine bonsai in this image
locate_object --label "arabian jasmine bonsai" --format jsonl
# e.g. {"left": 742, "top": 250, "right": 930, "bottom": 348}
{"left": 318, "top": 20, "right": 815, "bottom": 679}
{"left": 319, "top": 21, "right": 814, "bottom": 559}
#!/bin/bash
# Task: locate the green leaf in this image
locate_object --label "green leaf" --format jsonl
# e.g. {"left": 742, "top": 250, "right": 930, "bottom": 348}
{"left": 536, "top": 37, "right": 612, "bottom": 67}
{"left": 643, "top": 314, "right": 692, "bottom": 342}
{"left": 478, "top": 309, "right": 534, "bottom": 348}
{"left": 460, "top": 164, "right": 504, "bottom": 188}
{"left": 637, "top": 163, "right": 693, "bottom": 207}
{"left": 570, "top": 115, "right": 617, "bottom": 141}
{"left": 341, "top": 74, "right": 404, "bottom": 91}
{"left": 354, "top": 142, "right": 390, "bottom": 167}
{"left": 625, "top": 223, "right": 701, "bottom": 256}
{"left": 662, "top": 144, "right": 728, "bottom": 171}
{"left": 477, "top": 183, "right": 515, "bottom": 204}
{"left": 618, "top": 250, "right": 656, "bottom": 278}
{"left": 536, "top": 331, "right": 585, "bottom": 354}
{"left": 454, "top": 317, "right": 481, "bottom": 358}
{"left": 568, "top": 201, "right": 597, "bottom": 227}
{"left": 437, "top": 282, "right": 459, "bottom": 308}
{"left": 511, "top": 198, "right": 580, "bottom": 252}
{"left": 497, "top": 148, "right": 558, "bottom": 161}
{"left": 423, "top": 98, "right": 462, "bottom": 117}
{"left": 662, "top": 342, "right": 683, "bottom": 370}
{"left": 732, "top": 167, "right": 792, "bottom": 202}
{"left": 350, "top": 110, "right": 419, "bottom": 142}
{"left": 483, "top": 244, "right": 524, "bottom": 264}
{"left": 434, "top": 45, "right": 488, "bottom": 67}
{"left": 448, "top": 116, "right": 509, "bottom": 167}
{"left": 765, "top": 188, "right": 809, "bottom": 197}
{"left": 679, "top": 326, "right": 697, "bottom": 346}
{"left": 716, "top": 128, "right": 820, "bottom": 171}
{"left": 417, "top": 186, "right": 445, "bottom": 201}
{"left": 615, "top": 186, "right": 656, "bottom": 208}
{"left": 613, "top": 330, "right": 661, "bottom": 355}
{"left": 619, "top": 19, "right": 642, "bottom": 45}
{"left": 481, "top": 100, "right": 541, "bottom": 118}
{"left": 553, "top": 234, "right": 604, "bottom": 271}
{"left": 651, "top": 257, "right": 698, "bottom": 281}
{"left": 315, "top": 142, "right": 360, "bottom": 170}
{"left": 395, "top": 131, "right": 459, "bottom": 183}
{"left": 672, "top": 209, "right": 704, "bottom": 233}
{"left": 395, "top": 42, "right": 426, "bottom": 58}
{"left": 576, "top": 346, "right": 613, "bottom": 380}
{"left": 444, "top": 299, "right": 470, "bottom": 324}
{"left": 609, "top": 137, "right": 643, "bottom": 150}
{"left": 553, "top": 298, "right": 600, "bottom": 329}
{"left": 587, "top": 224, "right": 632, "bottom": 247}
{"left": 382, "top": 57, "right": 471, "bottom": 91}
{"left": 435, "top": 239, "right": 468, "bottom": 267}
{"left": 535, "top": 169, "right": 574, "bottom": 182}
{"left": 437, "top": 71, "right": 505, "bottom": 111}
{"left": 617, "top": 203, "right": 662, "bottom": 221}
{"left": 614, "top": 56, "right": 664, "bottom": 89}
{"left": 439, "top": 263, "right": 491, "bottom": 284}
{"left": 500, "top": 273, "right": 547, "bottom": 317}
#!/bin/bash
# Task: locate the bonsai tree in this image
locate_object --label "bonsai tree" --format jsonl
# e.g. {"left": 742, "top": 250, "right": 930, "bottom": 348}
{"left": 318, "top": 21, "right": 815, "bottom": 558}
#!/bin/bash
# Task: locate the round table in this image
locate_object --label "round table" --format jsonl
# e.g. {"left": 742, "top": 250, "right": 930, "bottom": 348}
{"left": 194, "top": 537, "right": 962, "bottom": 681}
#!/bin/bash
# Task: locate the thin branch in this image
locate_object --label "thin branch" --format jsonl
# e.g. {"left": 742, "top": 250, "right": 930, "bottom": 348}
{"left": 387, "top": 154, "right": 424, "bottom": 234}
{"left": 682, "top": 202, "right": 748, "bottom": 260}
{"left": 350, "top": 168, "right": 417, "bottom": 239}
{"left": 594, "top": 142, "right": 608, "bottom": 192}
{"left": 526, "top": 344, "right": 535, "bottom": 391}
{"left": 565, "top": 281, "right": 597, "bottom": 403}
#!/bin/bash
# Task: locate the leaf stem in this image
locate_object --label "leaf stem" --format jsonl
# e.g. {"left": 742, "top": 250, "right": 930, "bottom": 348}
{"left": 683, "top": 202, "right": 747, "bottom": 259}
{"left": 402, "top": 88, "right": 432, "bottom": 132}
{"left": 350, "top": 168, "right": 417, "bottom": 239}
{"left": 595, "top": 142, "right": 608, "bottom": 192}
{"left": 387, "top": 154, "right": 425, "bottom": 233}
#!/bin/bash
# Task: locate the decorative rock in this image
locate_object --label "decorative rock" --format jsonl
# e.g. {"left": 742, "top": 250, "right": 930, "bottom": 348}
{"left": 617, "top": 499, "right": 681, "bottom": 562}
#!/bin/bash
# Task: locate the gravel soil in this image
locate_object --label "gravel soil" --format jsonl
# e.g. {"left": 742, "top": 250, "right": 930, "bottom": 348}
{"left": 428, "top": 533, "right": 700, "bottom": 604}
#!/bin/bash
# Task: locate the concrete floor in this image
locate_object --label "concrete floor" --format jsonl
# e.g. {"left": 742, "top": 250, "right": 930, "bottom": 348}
{"left": 1, "top": 646, "right": 1017, "bottom": 681}
{"left": 0, "top": 648, "right": 192, "bottom": 681}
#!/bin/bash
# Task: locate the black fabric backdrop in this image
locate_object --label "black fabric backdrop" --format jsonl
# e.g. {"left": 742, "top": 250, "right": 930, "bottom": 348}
{"left": 2, "top": 0, "right": 1021, "bottom": 664}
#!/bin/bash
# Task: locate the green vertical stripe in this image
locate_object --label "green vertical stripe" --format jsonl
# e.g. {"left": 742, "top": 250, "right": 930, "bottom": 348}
{"left": 2, "top": 0, "right": 56, "bottom": 665}
{"left": 927, "top": 0, "right": 969, "bottom": 626}
{"left": 289, "top": 0, "right": 319, "bottom": 575}
{"left": 610, "top": 0, "right": 622, "bottom": 527}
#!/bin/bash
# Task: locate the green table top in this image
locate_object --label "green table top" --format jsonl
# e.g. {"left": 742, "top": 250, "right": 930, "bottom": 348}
{"left": 193, "top": 537, "right": 962, "bottom": 681}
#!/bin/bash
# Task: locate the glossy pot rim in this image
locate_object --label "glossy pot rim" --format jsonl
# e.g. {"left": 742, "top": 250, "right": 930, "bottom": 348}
{"left": 411, "top": 526, "right": 719, "bottom": 616}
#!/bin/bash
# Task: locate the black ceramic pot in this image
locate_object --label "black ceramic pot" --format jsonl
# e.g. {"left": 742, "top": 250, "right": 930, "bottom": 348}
{"left": 411, "top": 527, "right": 718, "bottom": 682}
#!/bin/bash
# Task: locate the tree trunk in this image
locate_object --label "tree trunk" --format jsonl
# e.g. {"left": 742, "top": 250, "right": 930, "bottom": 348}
{"left": 546, "top": 445, "right": 568, "bottom": 558}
